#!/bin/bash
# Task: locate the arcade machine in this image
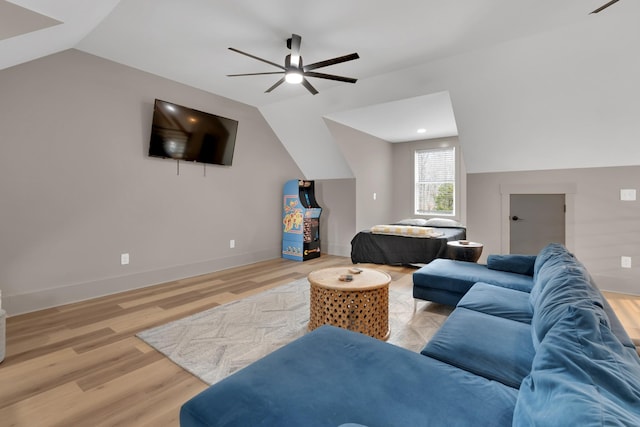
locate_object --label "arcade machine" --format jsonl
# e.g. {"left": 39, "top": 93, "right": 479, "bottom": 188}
{"left": 282, "top": 179, "right": 322, "bottom": 261}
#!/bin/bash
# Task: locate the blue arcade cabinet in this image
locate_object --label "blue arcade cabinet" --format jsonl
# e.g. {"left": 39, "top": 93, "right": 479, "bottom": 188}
{"left": 282, "top": 179, "right": 322, "bottom": 261}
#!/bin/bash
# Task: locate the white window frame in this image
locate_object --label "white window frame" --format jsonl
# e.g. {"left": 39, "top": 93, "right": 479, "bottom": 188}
{"left": 414, "top": 146, "right": 456, "bottom": 217}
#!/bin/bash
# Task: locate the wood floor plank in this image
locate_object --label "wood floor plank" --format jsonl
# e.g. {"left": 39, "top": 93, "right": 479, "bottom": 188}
{"left": 0, "top": 343, "right": 144, "bottom": 409}
{"left": 1, "top": 255, "right": 637, "bottom": 426}
{"left": 75, "top": 349, "right": 167, "bottom": 392}
{"left": 49, "top": 361, "right": 203, "bottom": 427}
{"left": 0, "top": 381, "right": 85, "bottom": 427}
{"left": 116, "top": 279, "right": 225, "bottom": 309}
{"left": 93, "top": 370, "right": 203, "bottom": 427}
{"left": 5, "top": 327, "right": 116, "bottom": 364}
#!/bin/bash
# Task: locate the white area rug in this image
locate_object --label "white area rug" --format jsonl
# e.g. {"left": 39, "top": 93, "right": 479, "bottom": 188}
{"left": 137, "top": 278, "right": 452, "bottom": 385}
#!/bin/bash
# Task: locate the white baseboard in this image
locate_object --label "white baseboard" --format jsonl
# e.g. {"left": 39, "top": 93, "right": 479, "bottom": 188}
{"left": 4, "top": 249, "right": 278, "bottom": 316}
{"left": 323, "top": 243, "right": 351, "bottom": 258}
{"left": 594, "top": 274, "right": 640, "bottom": 297}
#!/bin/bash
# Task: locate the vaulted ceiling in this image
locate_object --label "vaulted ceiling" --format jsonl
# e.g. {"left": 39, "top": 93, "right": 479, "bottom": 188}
{"left": 2, "top": 0, "right": 638, "bottom": 178}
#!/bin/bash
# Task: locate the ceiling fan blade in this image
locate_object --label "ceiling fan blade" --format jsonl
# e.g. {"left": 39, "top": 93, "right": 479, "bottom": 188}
{"left": 303, "top": 71, "right": 357, "bottom": 84}
{"left": 265, "top": 77, "right": 286, "bottom": 93}
{"left": 227, "top": 72, "right": 285, "bottom": 77}
{"left": 228, "top": 34, "right": 357, "bottom": 96}
{"left": 301, "top": 78, "right": 318, "bottom": 95}
{"left": 228, "top": 47, "right": 285, "bottom": 70}
{"left": 303, "top": 53, "right": 360, "bottom": 71}
{"left": 591, "top": 0, "right": 620, "bottom": 13}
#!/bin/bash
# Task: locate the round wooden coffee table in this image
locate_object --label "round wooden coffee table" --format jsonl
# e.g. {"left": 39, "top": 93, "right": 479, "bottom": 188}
{"left": 308, "top": 267, "right": 391, "bottom": 340}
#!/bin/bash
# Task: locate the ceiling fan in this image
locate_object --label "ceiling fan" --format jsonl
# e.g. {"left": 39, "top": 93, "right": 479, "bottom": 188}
{"left": 227, "top": 34, "right": 359, "bottom": 95}
{"left": 590, "top": 0, "right": 621, "bottom": 13}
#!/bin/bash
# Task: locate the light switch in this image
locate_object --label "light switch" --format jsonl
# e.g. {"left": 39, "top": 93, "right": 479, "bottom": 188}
{"left": 620, "top": 189, "right": 636, "bottom": 201}
{"left": 621, "top": 256, "right": 632, "bottom": 269}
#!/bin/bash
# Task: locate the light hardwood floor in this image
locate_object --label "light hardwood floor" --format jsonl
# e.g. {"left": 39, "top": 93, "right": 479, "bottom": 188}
{"left": 0, "top": 255, "right": 638, "bottom": 427}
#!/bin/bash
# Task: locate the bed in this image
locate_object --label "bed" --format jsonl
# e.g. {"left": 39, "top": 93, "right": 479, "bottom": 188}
{"left": 350, "top": 218, "right": 466, "bottom": 265}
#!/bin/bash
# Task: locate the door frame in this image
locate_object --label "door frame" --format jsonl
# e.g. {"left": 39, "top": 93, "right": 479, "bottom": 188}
{"left": 500, "top": 183, "right": 577, "bottom": 254}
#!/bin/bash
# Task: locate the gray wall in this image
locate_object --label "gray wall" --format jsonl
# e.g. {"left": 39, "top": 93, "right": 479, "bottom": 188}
{"left": 3, "top": 48, "right": 639, "bottom": 315}
{"left": 468, "top": 166, "right": 640, "bottom": 296}
{"left": 326, "top": 120, "right": 393, "bottom": 232}
{"left": 0, "top": 49, "right": 303, "bottom": 315}
{"left": 323, "top": 125, "right": 469, "bottom": 257}
{"left": 315, "top": 179, "right": 356, "bottom": 258}
{"left": 391, "top": 137, "right": 466, "bottom": 225}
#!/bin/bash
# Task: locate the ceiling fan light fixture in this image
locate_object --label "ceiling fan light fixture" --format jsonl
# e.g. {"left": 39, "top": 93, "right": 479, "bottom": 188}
{"left": 228, "top": 33, "right": 358, "bottom": 94}
{"left": 285, "top": 70, "right": 303, "bottom": 84}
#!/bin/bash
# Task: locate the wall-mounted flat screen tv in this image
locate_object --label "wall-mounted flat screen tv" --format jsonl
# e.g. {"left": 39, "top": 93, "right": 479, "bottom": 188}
{"left": 148, "top": 99, "right": 238, "bottom": 166}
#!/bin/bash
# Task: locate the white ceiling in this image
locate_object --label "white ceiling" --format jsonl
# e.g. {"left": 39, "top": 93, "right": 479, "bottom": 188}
{"left": 0, "top": 0, "right": 619, "bottom": 143}
{"left": 325, "top": 91, "right": 458, "bottom": 143}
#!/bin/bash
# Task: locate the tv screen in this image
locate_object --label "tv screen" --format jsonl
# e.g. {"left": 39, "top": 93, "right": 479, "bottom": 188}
{"left": 148, "top": 99, "right": 238, "bottom": 166}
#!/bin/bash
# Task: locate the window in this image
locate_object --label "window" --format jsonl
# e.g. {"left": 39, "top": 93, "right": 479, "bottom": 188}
{"left": 414, "top": 147, "right": 455, "bottom": 216}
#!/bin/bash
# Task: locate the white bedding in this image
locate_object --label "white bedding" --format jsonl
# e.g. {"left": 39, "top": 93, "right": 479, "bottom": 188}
{"left": 370, "top": 224, "right": 444, "bottom": 238}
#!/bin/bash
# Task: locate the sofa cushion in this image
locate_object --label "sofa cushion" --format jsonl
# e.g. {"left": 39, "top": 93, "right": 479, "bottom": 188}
{"left": 531, "top": 261, "right": 608, "bottom": 349}
{"left": 421, "top": 308, "right": 535, "bottom": 389}
{"left": 457, "top": 282, "right": 532, "bottom": 324}
{"left": 513, "top": 305, "right": 640, "bottom": 427}
{"left": 180, "top": 325, "right": 519, "bottom": 427}
{"left": 413, "top": 258, "right": 534, "bottom": 296}
{"left": 413, "top": 286, "right": 468, "bottom": 307}
{"left": 487, "top": 254, "right": 536, "bottom": 276}
{"left": 530, "top": 243, "right": 575, "bottom": 307}
{"left": 532, "top": 243, "right": 573, "bottom": 281}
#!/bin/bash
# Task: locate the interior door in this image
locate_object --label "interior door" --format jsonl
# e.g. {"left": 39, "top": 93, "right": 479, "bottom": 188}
{"left": 509, "top": 194, "right": 565, "bottom": 255}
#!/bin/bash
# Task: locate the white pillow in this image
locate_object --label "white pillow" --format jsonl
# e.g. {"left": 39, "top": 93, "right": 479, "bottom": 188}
{"left": 424, "top": 218, "right": 464, "bottom": 227}
{"left": 395, "top": 218, "right": 429, "bottom": 226}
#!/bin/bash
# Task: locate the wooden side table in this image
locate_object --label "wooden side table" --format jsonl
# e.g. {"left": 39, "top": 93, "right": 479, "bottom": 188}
{"left": 308, "top": 267, "right": 391, "bottom": 340}
{"left": 447, "top": 240, "right": 483, "bottom": 262}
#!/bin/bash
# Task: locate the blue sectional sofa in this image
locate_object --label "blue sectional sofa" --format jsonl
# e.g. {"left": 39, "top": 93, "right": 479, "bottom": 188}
{"left": 412, "top": 254, "right": 537, "bottom": 306}
{"left": 180, "top": 244, "right": 640, "bottom": 426}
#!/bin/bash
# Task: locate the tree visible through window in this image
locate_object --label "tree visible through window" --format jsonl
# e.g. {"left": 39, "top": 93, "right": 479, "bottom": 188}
{"left": 415, "top": 147, "right": 455, "bottom": 216}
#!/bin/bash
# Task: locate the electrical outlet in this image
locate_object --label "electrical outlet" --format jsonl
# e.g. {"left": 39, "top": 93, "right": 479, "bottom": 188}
{"left": 121, "top": 253, "right": 130, "bottom": 265}
{"left": 373, "top": 192, "right": 377, "bottom": 200}
{"left": 230, "top": 239, "right": 235, "bottom": 249}
{"left": 621, "top": 256, "right": 632, "bottom": 269}
{"left": 620, "top": 189, "right": 636, "bottom": 201}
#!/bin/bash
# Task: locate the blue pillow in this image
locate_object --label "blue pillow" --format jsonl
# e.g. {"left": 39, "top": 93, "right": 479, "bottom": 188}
{"left": 487, "top": 254, "right": 536, "bottom": 276}
{"left": 514, "top": 305, "right": 640, "bottom": 426}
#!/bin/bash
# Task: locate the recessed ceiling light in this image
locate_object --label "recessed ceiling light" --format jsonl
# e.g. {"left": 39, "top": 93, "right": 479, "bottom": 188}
{"left": 417, "top": 128, "right": 427, "bottom": 133}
